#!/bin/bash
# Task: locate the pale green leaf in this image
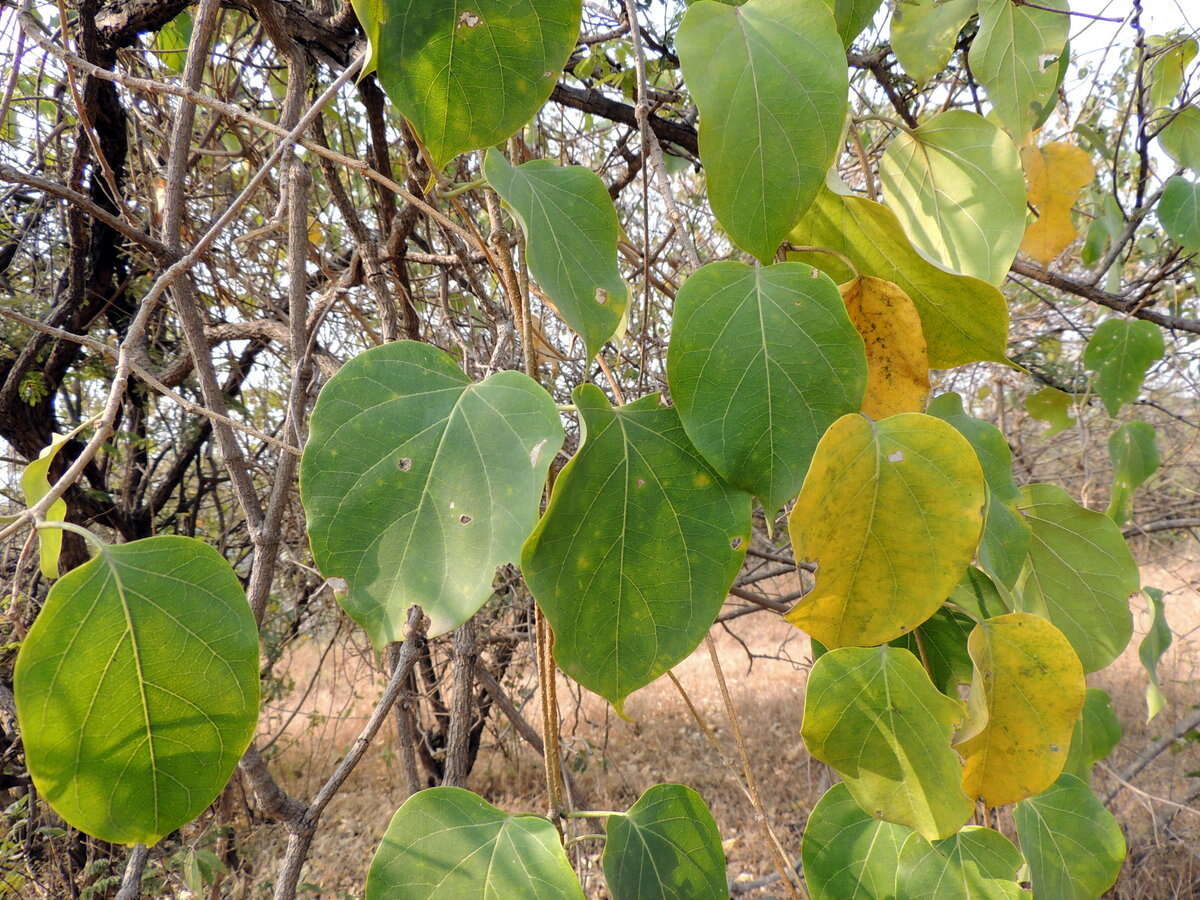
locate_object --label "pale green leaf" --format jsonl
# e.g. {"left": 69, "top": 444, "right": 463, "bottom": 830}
{"left": 969, "top": 0, "right": 1069, "bottom": 137}
{"left": 880, "top": 110, "right": 1026, "bottom": 284}
{"left": 374, "top": 1, "right": 580, "bottom": 169}
{"left": 1139, "top": 587, "right": 1171, "bottom": 721}
{"left": 788, "top": 185, "right": 1010, "bottom": 367}
{"left": 1016, "top": 483, "right": 1138, "bottom": 672}
{"left": 1157, "top": 174, "right": 1200, "bottom": 251}
{"left": 827, "top": 0, "right": 883, "bottom": 47}
{"left": 898, "top": 827, "right": 1024, "bottom": 899}
{"left": 1015, "top": 774, "right": 1125, "bottom": 900}
{"left": 1023, "top": 387, "right": 1075, "bottom": 437}
{"left": 301, "top": 341, "right": 564, "bottom": 644}
{"left": 1158, "top": 105, "right": 1200, "bottom": 171}
{"left": 1105, "top": 420, "right": 1159, "bottom": 525}
{"left": 801, "top": 783, "right": 911, "bottom": 900}
{"left": 14, "top": 536, "right": 259, "bottom": 845}
{"left": 484, "top": 150, "right": 628, "bottom": 359}
{"left": 678, "top": 0, "right": 847, "bottom": 262}
{"left": 890, "top": 0, "right": 976, "bottom": 85}
{"left": 603, "top": 784, "right": 726, "bottom": 900}
{"left": 786, "top": 413, "right": 985, "bottom": 648}
{"left": 522, "top": 385, "right": 751, "bottom": 711}
{"left": 365, "top": 787, "right": 583, "bottom": 899}
{"left": 1147, "top": 36, "right": 1198, "bottom": 110}
{"left": 1082, "top": 318, "right": 1165, "bottom": 417}
{"left": 802, "top": 645, "right": 972, "bottom": 839}
{"left": 667, "top": 261, "right": 866, "bottom": 516}
{"left": 19, "top": 432, "right": 71, "bottom": 580}
{"left": 153, "top": 10, "right": 192, "bottom": 74}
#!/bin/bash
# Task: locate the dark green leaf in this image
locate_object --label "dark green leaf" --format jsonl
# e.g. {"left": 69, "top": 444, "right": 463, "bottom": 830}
{"left": 1157, "top": 175, "right": 1200, "bottom": 251}
{"left": 1083, "top": 318, "right": 1165, "bottom": 417}
{"left": 802, "top": 783, "right": 912, "bottom": 900}
{"left": 1064, "top": 688, "right": 1122, "bottom": 780}
{"left": 1105, "top": 421, "right": 1159, "bottom": 525}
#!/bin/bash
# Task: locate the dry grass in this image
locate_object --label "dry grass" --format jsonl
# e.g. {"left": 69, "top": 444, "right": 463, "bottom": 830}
{"left": 233, "top": 554, "right": 1199, "bottom": 899}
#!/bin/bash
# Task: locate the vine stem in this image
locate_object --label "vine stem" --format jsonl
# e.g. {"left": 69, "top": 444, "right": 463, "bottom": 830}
{"left": 705, "top": 636, "right": 806, "bottom": 900}
{"left": 115, "top": 843, "right": 149, "bottom": 900}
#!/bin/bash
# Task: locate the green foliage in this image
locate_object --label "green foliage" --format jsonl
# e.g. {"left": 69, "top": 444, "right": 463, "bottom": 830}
{"left": 802, "top": 646, "right": 973, "bottom": 839}
{"left": 1106, "top": 421, "right": 1160, "bottom": 525}
{"left": 14, "top": 536, "right": 259, "bottom": 845}
{"left": 880, "top": 110, "right": 1026, "bottom": 284}
{"left": 1157, "top": 174, "right": 1200, "bottom": 251}
{"left": 365, "top": 787, "right": 583, "bottom": 899}
{"left": 371, "top": 0, "right": 580, "bottom": 168}
{"left": 1158, "top": 105, "right": 1200, "bottom": 171}
{"left": 897, "top": 827, "right": 1023, "bottom": 899}
{"left": 668, "top": 261, "right": 866, "bottom": 515}
{"left": 677, "top": 0, "right": 847, "bottom": 262}
{"left": 19, "top": 433, "right": 69, "bottom": 579}
{"left": 1063, "top": 688, "right": 1122, "bottom": 780}
{"left": 801, "top": 783, "right": 911, "bottom": 900}
{"left": 1083, "top": 318, "right": 1166, "bottom": 416}
{"left": 1014, "top": 775, "right": 1126, "bottom": 900}
{"left": 1139, "top": 587, "right": 1172, "bottom": 722}
{"left": 602, "top": 784, "right": 726, "bottom": 900}
{"left": 890, "top": 0, "right": 975, "bottom": 85}
{"left": 483, "top": 150, "right": 628, "bottom": 358}
{"left": 521, "top": 385, "right": 750, "bottom": 712}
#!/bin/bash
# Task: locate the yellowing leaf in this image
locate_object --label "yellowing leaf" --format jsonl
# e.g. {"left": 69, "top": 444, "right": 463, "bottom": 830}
{"left": 1020, "top": 142, "right": 1095, "bottom": 265}
{"left": 839, "top": 276, "right": 929, "bottom": 418}
{"left": 20, "top": 433, "right": 72, "bottom": 579}
{"left": 955, "top": 613, "right": 1085, "bottom": 807}
{"left": 786, "top": 413, "right": 985, "bottom": 648}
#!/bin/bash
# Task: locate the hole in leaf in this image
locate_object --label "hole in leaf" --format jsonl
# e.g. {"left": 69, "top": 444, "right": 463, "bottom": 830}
{"left": 595, "top": 287, "right": 607, "bottom": 305}
{"left": 529, "top": 438, "right": 548, "bottom": 468}
{"left": 730, "top": 536, "right": 743, "bottom": 550}
{"left": 636, "top": 477, "right": 646, "bottom": 489}
{"left": 457, "top": 10, "right": 481, "bottom": 27}
{"left": 888, "top": 450, "right": 904, "bottom": 463}
{"left": 810, "top": 267, "right": 820, "bottom": 278}
{"left": 1049, "top": 744, "right": 1060, "bottom": 753}
{"left": 458, "top": 514, "right": 472, "bottom": 525}
{"left": 397, "top": 457, "right": 413, "bottom": 471}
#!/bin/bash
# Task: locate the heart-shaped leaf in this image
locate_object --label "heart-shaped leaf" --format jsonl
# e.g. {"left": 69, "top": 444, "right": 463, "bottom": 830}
{"left": 802, "top": 646, "right": 973, "bottom": 839}
{"left": 365, "top": 787, "right": 583, "bottom": 899}
{"left": 1016, "top": 483, "right": 1138, "bottom": 672}
{"left": 678, "top": 0, "right": 847, "bottom": 262}
{"left": 301, "top": 341, "right": 563, "bottom": 644}
{"left": 898, "top": 827, "right": 1024, "bottom": 899}
{"left": 14, "top": 536, "right": 259, "bottom": 845}
{"left": 1015, "top": 774, "right": 1125, "bottom": 899}
{"left": 880, "top": 110, "right": 1026, "bottom": 284}
{"left": 789, "top": 186, "right": 1009, "bottom": 367}
{"left": 602, "top": 784, "right": 726, "bottom": 900}
{"left": 1083, "top": 318, "right": 1165, "bottom": 417}
{"left": 484, "top": 150, "right": 628, "bottom": 359}
{"left": 668, "top": 261, "right": 866, "bottom": 516}
{"left": 786, "top": 413, "right": 985, "bottom": 648}
{"left": 373, "top": 0, "right": 580, "bottom": 168}
{"left": 802, "top": 783, "right": 912, "bottom": 900}
{"left": 890, "top": 0, "right": 976, "bottom": 85}
{"left": 522, "top": 385, "right": 750, "bottom": 711}
{"left": 1157, "top": 174, "right": 1200, "bottom": 250}
{"left": 1105, "top": 421, "right": 1159, "bottom": 525}
{"left": 955, "top": 613, "right": 1085, "bottom": 807}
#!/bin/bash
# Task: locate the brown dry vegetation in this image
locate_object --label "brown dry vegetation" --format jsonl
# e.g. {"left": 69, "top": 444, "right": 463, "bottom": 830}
{"left": 227, "top": 550, "right": 1199, "bottom": 899}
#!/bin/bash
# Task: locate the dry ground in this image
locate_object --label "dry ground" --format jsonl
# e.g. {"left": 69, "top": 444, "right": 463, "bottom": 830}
{"left": 235, "top": 550, "right": 1200, "bottom": 899}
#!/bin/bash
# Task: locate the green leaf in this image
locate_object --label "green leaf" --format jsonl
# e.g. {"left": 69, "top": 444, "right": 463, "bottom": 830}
{"left": 890, "top": 606, "right": 976, "bottom": 694}
{"left": 788, "top": 185, "right": 1010, "bottom": 367}
{"left": 880, "top": 110, "right": 1026, "bottom": 284}
{"left": 802, "top": 646, "right": 972, "bottom": 839}
{"left": 1023, "top": 387, "right": 1075, "bottom": 437}
{"left": 1158, "top": 105, "right": 1200, "bottom": 171}
{"left": 522, "top": 385, "right": 751, "bottom": 711}
{"left": 949, "top": 566, "right": 1011, "bottom": 623}
{"left": 301, "top": 341, "right": 563, "bottom": 644}
{"left": 1082, "top": 318, "right": 1165, "bottom": 417}
{"left": 1139, "top": 587, "right": 1171, "bottom": 722}
{"left": 351, "top": 0, "right": 384, "bottom": 76}
{"left": 1105, "top": 420, "right": 1159, "bottom": 525}
{"left": 802, "top": 783, "right": 911, "bottom": 900}
{"left": 898, "top": 827, "right": 1024, "bottom": 899}
{"left": 1016, "top": 483, "right": 1138, "bottom": 673}
{"left": 13, "top": 536, "right": 259, "bottom": 845}
{"left": 927, "top": 393, "right": 1030, "bottom": 587}
{"left": 826, "top": 0, "right": 883, "bottom": 47}
{"left": 969, "top": 0, "right": 1069, "bottom": 137}
{"left": 1147, "top": 36, "right": 1198, "bottom": 110}
{"left": 602, "top": 784, "right": 726, "bottom": 900}
{"left": 483, "top": 150, "right": 628, "bottom": 359}
{"left": 365, "top": 787, "right": 583, "bottom": 899}
{"left": 786, "top": 413, "right": 985, "bottom": 648}
{"left": 677, "top": 0, "right": 847, "bottom": 262}
{"left": 1157, "top": 174, "right": 1200, "bottom": 251}
{"left": 1014, "top": 774, "right": 1126, "bottom": 900}
{"left": 153, "top": 10, "right": 192, "bottom": 74}
{"left": 19, "top": 432, "right": 70, "bottom": 580}
{"left": 955, "top": 613, "right": 1085, "bottom": 807}
{"left": 890, "top": 0, "right": 976, "bottom": 85}
{"left": 667, "top": 261, "right": 867, "bottom": 516}
{"left": 1064, "top": 688, "right": 1122, "bottom": 780}
{"left": 374, "top": 0, "right": 580, "bottom": 169}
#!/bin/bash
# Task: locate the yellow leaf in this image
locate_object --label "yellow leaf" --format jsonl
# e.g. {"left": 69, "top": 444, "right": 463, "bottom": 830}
{"left": 955, "top": 612, "right": 1086, "bottom": 807}
{"left": 839, "top": 276, "right": 930, "bottom": 418}
{"left": 1020, "top": 142, "right": 1095, "bottom": 265}
{"left": 786, "top": 413, "right": 985, "bottom": 648}
{"left": 20, "top": 433, "right": 71, "bottom": 579}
